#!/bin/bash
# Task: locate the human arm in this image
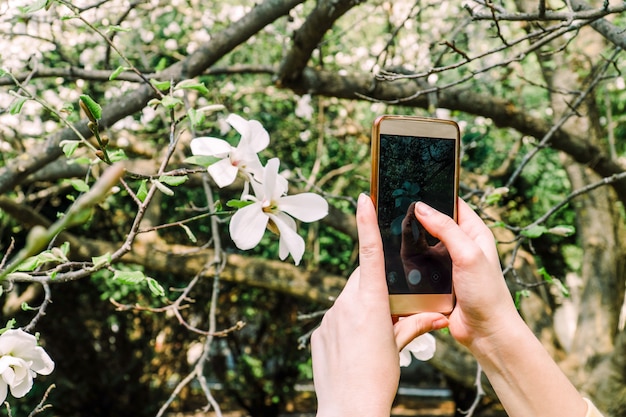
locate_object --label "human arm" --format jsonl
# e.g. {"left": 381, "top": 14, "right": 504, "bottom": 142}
{"left": 310, "top": 194, "right": 448, "bottom": 417}
{"left": 414, "top": 199, "right": 590, "bottom": 417}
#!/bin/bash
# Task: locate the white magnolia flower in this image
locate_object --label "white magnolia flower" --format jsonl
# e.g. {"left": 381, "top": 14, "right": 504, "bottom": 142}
{"left": 295, "top": 94, "right": 314, "bottom": 120}
{"left": 229, "top": 158, "right": 328, "bottom": 265}
{"left": 399, "top": 332, "right": 436, "bottom": 367}
{"left": 0, "top": 329, "right": 55, "bottom": 403}
{"left": 190, "top": 113, "right": 270, "bottom": 187}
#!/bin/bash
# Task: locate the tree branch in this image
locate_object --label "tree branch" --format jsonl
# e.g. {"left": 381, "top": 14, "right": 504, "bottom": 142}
{"left": 281, "top": 67, "right": 626, "bottom": 207}
{"left": 0, "top": 0, "right": 304, "bottom": 195}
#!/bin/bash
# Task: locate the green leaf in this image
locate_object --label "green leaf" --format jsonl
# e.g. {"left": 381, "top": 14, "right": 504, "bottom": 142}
{"left": 161, "top": 95, "right": 183, "bottom": 109}
{"left": 22, "top": 302, "right": 37, "bottom": 311}
{"left": 175, "top": 79, "right": 210, "bottom": 95}
{"left": 151, "top": 179, "right": 174, "bottom": 196}
{"left": 67, "top": 178, "right": 90, "bottom": 192}
{"left": 108, "top": 149, "right": 128, "bottom": 162}
{"left": 20, "top": 0, "right": 49, "bottom": 13}
{"left": 61, "top": 140, "right": 81, "bottom": 158}
{"left": 109, "top": 66, "right": 128, "bottom": 81}
{"left": 17, "top": 256, "right": 43, "bottom": 272}
{"left": 158, "top": 175, "right": 188, "bottom": 186}
{"left": 9, "top": 96, "right": 27, "bottom": 115}
{"left": 150, "top": 79, "right": 171, "bottom": 91}
{"left": 154, "top": 57, "right": 168, "bottom": 72}
{"left": 226, "top": 199, "right": 254, "bottom": 209}
{"left": 187, "top": 108, "right": 204, "bottom": 128}
{"left": 538, "top": 267, "right": 570, "bottom": 298}
{"left": 489, "top": 221, "right": 507, "bottom": 229}
{"left": 113, "top": 270, "right": 146, "bottom": 284}
{"left": 137, "top": 180, "right": 148, "bottom": 202}
{"left": 72, "top": 156, "right": 91, "bottom": 165}
{"left": 547, "top": 225, "right": 576, "bottom": 237}
{"left": 514, "top": 289, "right": 530, "bottom": 309}
{"left": 184, "top": 155, "right": 219, "bottom": 167}
{"left": 521, "top": 225, "right": 547, "bottom": 238}
{"left": 107, "top": 25, "right": 130, "bottom": 33}
{"left": 92, "top": 253, "right": 112, "bottom": 268}
{"left": 79, "top": 94, "right": 102, "bottom": 120}
{"left": 0, "top": 320, "right": 16, "bottom": 335}
{"left": 537, "top": 267, "right": 553, "bottom": 283}
{"left": 180, "top": 223, "right": 197, "bottom": 243}
{"left": 484, "top": 187, "right": 509, "bottom": 206}
{"left": 146, "top": 277, "right": 165, "bottom": 297}
{"left": 59, "top": 241, "right": 70, "bottom": 256}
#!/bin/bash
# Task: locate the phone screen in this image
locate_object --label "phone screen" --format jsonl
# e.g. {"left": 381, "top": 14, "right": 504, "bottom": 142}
{"left": 377, "top": 133, "right": 456, "bottom": 295}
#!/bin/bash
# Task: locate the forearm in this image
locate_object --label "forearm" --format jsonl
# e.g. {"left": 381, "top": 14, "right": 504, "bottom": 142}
{"left": 469, "top": 317, "right": 588, "bottom": 417}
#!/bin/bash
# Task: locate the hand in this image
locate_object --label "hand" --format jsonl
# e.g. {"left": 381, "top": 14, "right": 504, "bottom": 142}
{"left": 400, "top": 201, "right": 452, "bottom": 293}
{"left": 413, "top": 199, "right": 520, "bottom": 351}
{"left": 311, "top": 194, "right": 448, "bottom": 417}
{"left": 414, "top": 200, "right": 590, "bottom": 417}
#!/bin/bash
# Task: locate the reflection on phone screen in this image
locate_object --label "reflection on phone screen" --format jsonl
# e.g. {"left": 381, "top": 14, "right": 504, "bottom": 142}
{"left": 378, "top": 134, "right": 455, "bottom": 295}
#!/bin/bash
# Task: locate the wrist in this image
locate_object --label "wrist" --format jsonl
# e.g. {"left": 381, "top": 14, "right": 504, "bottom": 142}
{"left": 316, "top": 404, "right": 392, "bottom": 417}
{"left": 465, "top": 311, "right": 529, "bottom": 361}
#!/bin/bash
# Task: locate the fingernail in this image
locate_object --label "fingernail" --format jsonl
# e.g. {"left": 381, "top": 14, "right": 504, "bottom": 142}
{"left": 357, "top": 193, "right": 369, "bottom": 207}
{"left": 415, "top": 201, "right": 434, "bottom": 216}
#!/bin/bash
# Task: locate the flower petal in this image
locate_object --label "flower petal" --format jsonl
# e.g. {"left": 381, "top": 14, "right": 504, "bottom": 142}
{"left": 227, "top": 114, "right": 270, "bottom": 153}
{"left": 0, "top": 357, "right": 18, "bottom": 384}
{"left": 232, "top": 149, "right": 264, "bottom": 180}
{"left": 0, "top": 381, "right": 7, "bottom": 404}
{"left": 399, "top": 348, "right": 413, "bottom": 367}
{"left": 278, "top": 193, "right": 328, "bottom": 222}
{"left": 0, "top": 330, "right": 35, "bottom": 355}
{"left": 0, "top": 330, "right": 54, "bottom": 376}
{"left": 406, "top": 333, "right": 436, "bottom": 361}
{"left": 190, "top": 137, "right": 232, "bottom": 157}
{"left": 270, "top": 212, "right": 305, "bottom": 265}
{"left": 8, "top": 364, "right": 32, "bottom": 398}
{"left": 26, "top": 346, "right": 54, "bottom": 375}
{"left": 263, "top": 158, "right": 281, "bottom": 201}
{"left": 229, "top": 203, "right": 268, "bottom": 250}
{"left": 246, "top": 119, "right": 270, "bottom": 153}
{"left": 225, "top": 114, "right": 250, "bottom": 137}
{"left": 208, "top": 158, "right": 239, "bottom": 188}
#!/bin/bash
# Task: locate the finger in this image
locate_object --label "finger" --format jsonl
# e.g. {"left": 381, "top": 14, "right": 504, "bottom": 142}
{"left": 393, "top": 312, "right": 448, "bottom": 350}
{"left": 355, "top": 193, "right": 386, "bottom": 293}
{"left": 456, "top": 198, "right": 500, "bottom": 266}
{"left": 414, "top": 201, "right": 488, "bottom": 268}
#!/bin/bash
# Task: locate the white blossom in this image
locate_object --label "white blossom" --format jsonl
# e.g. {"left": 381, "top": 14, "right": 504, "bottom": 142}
{"left": 229, "top": 158, "right": 328, "bottom": 265}
{"left": 399, "top": 333, "right": 436, "bottom": 367}
{"left": 190, "top": 114, "right": 269, "bottom": 187}
{"left": 0, "top": 329, "right": 54, "bottom": 403}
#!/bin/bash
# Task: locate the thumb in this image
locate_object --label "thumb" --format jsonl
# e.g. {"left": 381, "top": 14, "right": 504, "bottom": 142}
{"left": 394, "top": 313, "right": 449, "bottom": 350}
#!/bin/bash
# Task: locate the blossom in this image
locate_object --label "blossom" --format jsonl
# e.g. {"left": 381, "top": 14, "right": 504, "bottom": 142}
{"left": 229, "top": 158, "right": 328, "bottom": 265}
{"left": 399, "top": 333, "right": 436, "bottom": 367}
{"left": 295, "top": 94, "right": 314, "bottom": 120}
{"left": 190, "top": 113, "right": 270, "bottom": 187}
{"left": 0, "top": 329, "right": 54, "bottom": 403}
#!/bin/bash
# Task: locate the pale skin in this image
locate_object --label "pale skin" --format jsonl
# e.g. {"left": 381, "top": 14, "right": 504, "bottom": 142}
{"left": 311, "top": 194, "right": 589, "bottom": 417}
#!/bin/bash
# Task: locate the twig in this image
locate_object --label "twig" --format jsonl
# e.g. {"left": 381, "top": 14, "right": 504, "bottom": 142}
{"left": 27, "top": 384, "right": 56, "bottom": 417}
{"left": 459, "top": 363, "right": 485, "bottom": 416}
{"left": 505, "top": 47, "right": 622, "bottom": 189}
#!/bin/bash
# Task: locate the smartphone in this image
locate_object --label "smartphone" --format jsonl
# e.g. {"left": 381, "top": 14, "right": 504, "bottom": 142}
{"left": 370, "top": 115, "right": 460, "bottom": 316}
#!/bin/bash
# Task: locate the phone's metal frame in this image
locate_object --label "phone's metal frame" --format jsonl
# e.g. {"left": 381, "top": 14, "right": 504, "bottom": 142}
{"left": 370, "top": 115, "right": 460, "bottom": 316}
